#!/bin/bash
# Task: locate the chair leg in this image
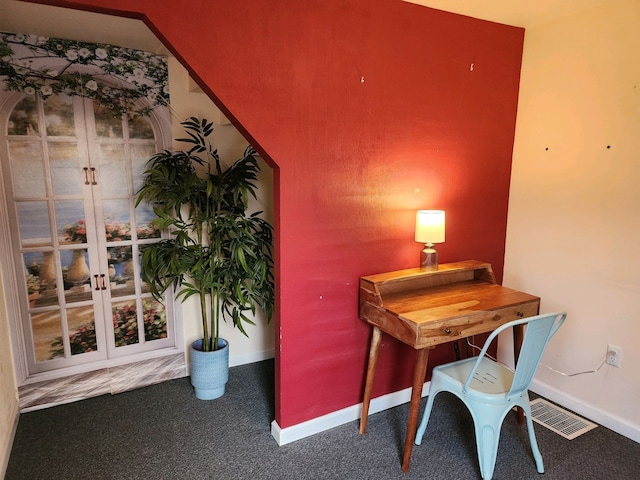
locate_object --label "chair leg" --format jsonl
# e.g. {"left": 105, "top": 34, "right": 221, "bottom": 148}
{"left": 415, "top": 389, "right": 439, "bottom": 445}
{"left": 472, "top": 417, "right": 501, "bottom": 480}
{"left": 520, "top": 400, "right": 544, "bottom": 473}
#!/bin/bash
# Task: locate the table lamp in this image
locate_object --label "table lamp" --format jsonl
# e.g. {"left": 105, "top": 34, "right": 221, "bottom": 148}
{"left": 415, "top": 210, "right": 445, "bottom": 270}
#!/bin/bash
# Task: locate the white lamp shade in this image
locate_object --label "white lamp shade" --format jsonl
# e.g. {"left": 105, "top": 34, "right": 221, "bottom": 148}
{"left": 415, "top": 210, "right": 445, "bottom": 243}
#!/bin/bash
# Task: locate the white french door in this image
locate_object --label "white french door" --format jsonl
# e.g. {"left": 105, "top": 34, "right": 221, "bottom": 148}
{"left": 1, "top": 91, "right": 177, "bottom": 376}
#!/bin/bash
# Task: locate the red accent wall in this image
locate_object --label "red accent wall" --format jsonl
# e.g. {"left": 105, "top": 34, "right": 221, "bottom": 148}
{"left": 36, "top": 0, "right": 524, "bottom": 428}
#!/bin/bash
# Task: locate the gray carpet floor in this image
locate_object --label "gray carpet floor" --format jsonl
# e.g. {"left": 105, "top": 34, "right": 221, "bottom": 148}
{"left": 6, "top": 359, "right": 640, "bottom": 479}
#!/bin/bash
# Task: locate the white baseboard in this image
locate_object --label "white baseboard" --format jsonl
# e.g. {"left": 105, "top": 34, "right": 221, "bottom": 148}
{"left": 229, "top": 348, "right": 274, "bottom": 368}
{"left": 271, "top": 382, "right": 430, "bottom": 446}
{"left": 271, "top": 378, "right": 640, "bottom": 447}
{"left": 530, "top": 379, "right": 640, "bottom": 443}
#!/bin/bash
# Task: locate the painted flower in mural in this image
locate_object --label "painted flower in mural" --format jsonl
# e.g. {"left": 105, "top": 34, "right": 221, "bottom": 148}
{"left": 62, "top": 219, "right": 87, "bottom": 244}
{"left": 142, "top": 298, "right": 167, "bottom": 342}
{"left": 0, "top": 32, "right": 170, "bottom": 118}
{"left": 63, "top": 219, "right": 160, "bottom": 246}
{"left": 49, "top": 322, "right": 97, "bottom": 358}
{"left": 136, "top": 223, "right": 161, "bottom": 239}
{"left": 105, "top": 220, "right": 132, "bottom": 242}
{"left": 113, "top": 304, "right": 139, "bottom": 346}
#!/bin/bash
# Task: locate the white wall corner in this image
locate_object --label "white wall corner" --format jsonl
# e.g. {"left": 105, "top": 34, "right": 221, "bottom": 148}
{"left": 271, "top": 382, "right": 430, "bottom": 446}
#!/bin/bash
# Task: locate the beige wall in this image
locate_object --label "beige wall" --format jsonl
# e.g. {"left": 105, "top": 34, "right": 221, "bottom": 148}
{"left": 504, "top": 0, "right": 640, "bottom": 441}
{"left": 0, "top": 271, "right": 18, "bottom": 477}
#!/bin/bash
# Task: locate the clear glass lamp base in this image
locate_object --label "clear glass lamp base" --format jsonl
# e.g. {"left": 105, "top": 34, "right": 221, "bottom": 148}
{"left": 420, "top": 244, "right": 439, "bottom": 270}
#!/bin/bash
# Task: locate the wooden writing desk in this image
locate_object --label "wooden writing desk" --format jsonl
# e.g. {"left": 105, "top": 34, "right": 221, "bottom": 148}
{"left": 358, "top": 260, "right": 540, "bottom": 472}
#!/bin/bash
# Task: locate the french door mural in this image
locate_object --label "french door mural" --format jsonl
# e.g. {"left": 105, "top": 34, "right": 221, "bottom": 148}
{"left": 0, "top": 32, "right": 178, "bottom": 380}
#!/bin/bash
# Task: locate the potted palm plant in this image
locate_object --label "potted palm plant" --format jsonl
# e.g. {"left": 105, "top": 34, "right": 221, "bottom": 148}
{"left": 136, "top": 117, "right": 274, "bottom": 400}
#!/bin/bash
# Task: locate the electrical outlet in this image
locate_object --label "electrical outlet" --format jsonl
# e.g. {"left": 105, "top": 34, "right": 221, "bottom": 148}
{"left": 606, "top": 344, "right": 622, "bottom": 368}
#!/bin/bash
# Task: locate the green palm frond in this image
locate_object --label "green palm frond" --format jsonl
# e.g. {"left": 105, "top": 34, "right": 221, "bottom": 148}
{"left": 135, "top": 118, "right": 274, "bottom": 352}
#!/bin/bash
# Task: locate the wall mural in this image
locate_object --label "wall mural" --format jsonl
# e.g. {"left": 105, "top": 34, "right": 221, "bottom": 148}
{"left": 0, "top": 32, "right": 169, "bottom": 117}
{"left": 0, "top": 32, "right": 182, "bottom": 407}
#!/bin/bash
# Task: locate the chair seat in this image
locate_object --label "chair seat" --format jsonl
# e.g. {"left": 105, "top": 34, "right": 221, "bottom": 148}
{"left": 436, "top": 357, "right": 515, "bottom": 399}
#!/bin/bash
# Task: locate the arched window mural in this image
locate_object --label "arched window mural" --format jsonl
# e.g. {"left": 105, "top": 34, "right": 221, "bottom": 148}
{"left": 0, "top": 32, "right": 180, "bottom": 409}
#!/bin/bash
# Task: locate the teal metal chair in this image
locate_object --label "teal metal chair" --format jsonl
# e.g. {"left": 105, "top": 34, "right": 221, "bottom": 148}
{"left": 415, "top": 312, "right": 567, "bottom": 480}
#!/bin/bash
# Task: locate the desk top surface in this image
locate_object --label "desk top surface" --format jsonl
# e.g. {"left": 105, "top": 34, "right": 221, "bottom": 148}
{"left": 359, "top": 261, "right": 540, "bottom": 347}
{"left": 382, "top": 279, "right": 538, "bottom": 325}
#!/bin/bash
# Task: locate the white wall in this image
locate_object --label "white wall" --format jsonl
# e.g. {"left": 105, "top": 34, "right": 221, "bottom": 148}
{"left": 504, "top": 0, "right": 640, "bottom": 442}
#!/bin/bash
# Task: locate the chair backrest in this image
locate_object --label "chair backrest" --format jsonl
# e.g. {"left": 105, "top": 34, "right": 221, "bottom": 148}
{"left": 463, "top": 312, "right": 567, "bottom": 399}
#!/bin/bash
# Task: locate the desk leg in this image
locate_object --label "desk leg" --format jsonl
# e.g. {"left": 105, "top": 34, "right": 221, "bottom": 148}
{"left": 360, "top": 326, "right": 382, "bottom": 434}
{"left": 401, "top": 348, "right": 430, "bottom": 473}
{"left": 514, "top": 324, "right": 525, "bottom": 425}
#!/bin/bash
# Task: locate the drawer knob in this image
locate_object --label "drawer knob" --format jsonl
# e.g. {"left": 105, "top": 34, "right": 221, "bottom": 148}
{"left": 444, "top": 328, "right": 451, "bottom": 334}
{"left": 517, "top": 311, "right": 524, "bottom": 318}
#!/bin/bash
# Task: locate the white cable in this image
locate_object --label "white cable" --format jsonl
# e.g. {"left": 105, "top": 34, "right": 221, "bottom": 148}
{"left": 464, "top": 338, "right": 611, "bottom": 377}
{"left": 539, "top": 356, "right": 608, "bottom": 377}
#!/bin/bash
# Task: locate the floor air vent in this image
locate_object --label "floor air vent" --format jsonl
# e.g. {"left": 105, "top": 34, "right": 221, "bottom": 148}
{"left": 529, "top": 398, "right": 597, "bottom": 440}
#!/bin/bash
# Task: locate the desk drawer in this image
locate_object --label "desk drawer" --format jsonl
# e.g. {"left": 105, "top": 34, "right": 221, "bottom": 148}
{"left": 416, "top": 300, "right": 539, "bottom": 348}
